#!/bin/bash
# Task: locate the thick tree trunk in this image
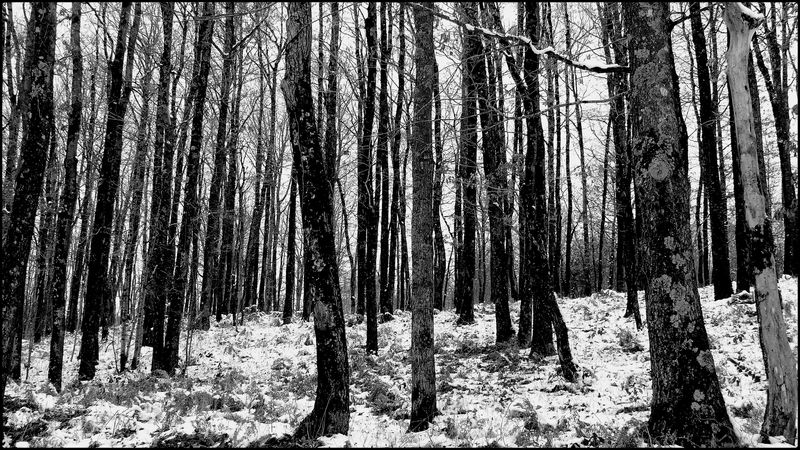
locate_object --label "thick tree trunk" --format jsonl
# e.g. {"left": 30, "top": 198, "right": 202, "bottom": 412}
{"left": 729, "top": 77, "right": 752, "bottom": 292}
{"left": 79, "top": 2, "right": 140, "bottom": 381}
{"left": 624, "top": 3, "right": 737, "bottom": 446}
{"left": 161, "top": 1, "right": 214, "bottom": 376}
{"left": 1, "top": 1, "right": 56, "bottom": 397}
{"left": 724, "top": 5, "right": 797, "bottom": 443}
{"left": 141, "top": 1, "right": 174, "bottom": 365}
{"left": 283, "top": 3, "right": 350, "bottom": 438}
{"left": 523, "top": 1, "right": 560, "bottom": 361}
{"left": 409, "top": 2, "right": 437, "bottom": 432}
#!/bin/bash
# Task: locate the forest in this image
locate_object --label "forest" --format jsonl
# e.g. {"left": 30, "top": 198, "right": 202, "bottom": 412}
{"left": 1, "top": 1, "right": 798, "bottom": 448}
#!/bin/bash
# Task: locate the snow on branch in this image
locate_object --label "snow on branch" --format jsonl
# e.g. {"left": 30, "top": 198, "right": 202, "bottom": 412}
{"left": 410, "top": 2, "right": 629, "bottom": 74}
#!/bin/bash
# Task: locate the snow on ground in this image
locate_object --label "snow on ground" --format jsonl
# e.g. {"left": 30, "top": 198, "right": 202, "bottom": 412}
{"left": 3, "top": 277, "right": 797, "bottom": 447}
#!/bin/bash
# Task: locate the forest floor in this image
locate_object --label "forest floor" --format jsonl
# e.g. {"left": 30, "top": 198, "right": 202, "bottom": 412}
{"left": 3, "top": 277, "right": 798, "bottom": 448}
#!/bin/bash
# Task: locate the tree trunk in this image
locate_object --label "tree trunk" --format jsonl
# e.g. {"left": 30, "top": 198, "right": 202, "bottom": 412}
{"left": 283, "top": 3, "right": 350, "bottom": 438}
{"left": 284, "top": 167, "right": 297, "bottom": 324}
{"left": 624, "top": 3, "right": 737, "bottom": 446}
{"left": 752, "top": 4, "right": 797, "bottom": 276}
{"left": 724, "top": 5, "right": 797, "bottom": 443}
{"left": 199, "top": 2, "right": 235, "bottom": 330}
{"left": 523, "top": 1, "right": 559, "bottom": 361}
{"left": 79, "top": 1, "right": 140, "bottom": 381}
{"left": 161, "top": 1, "right": 214, "bottom": 376}
{"left": 1, "top": 1, "right": 56, "bottom": 397}
{"left": 53, "top": 4, "right": 84, "bottom": 358}
{"left": 220, "top": 36, "right": 243, "bottom": 322}
{"left": 33, "top": 126, "right": 59, "bottom": 345}
{"left": 432, "top": 49, "right": 446, "bottom": 314}
{"left": 409, "top": 2, "right": 437, "bottom": 432}
{"left": 689, "top": 1, "right": 733, "bottom": 299}
{"left": 243, "top": 15, "right": 267, "bottom": 311}
{"left": 141, "top": 1, "right": 174, "bottom": 364}
{"left": 729, "top": 77, "right": 752, "bottom": 292}
{"left": 455, "top": 2, "right": 478, "bottom": 326}
{"left": 377, "top": 3, "right": 393, "bottom": 318}
{"left": 119, "top": 65, "right": 152, "bottom": 372}
{"left": 387, "top": 4, "right": 405, "bottom": 316}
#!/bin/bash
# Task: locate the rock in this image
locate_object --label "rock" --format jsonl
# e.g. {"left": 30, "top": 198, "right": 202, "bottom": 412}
{"left": 152, "top": 369, "right": 169, "bottom": 379}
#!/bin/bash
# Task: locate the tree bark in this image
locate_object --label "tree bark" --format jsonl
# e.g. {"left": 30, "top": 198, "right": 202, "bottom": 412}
{"left": 284, "top": 167, "right": 297, "bottom": 324}
{"left": 1, "top": 1, "right": 56, "bottom": 397}
{"left": 752, "top": 4, "right": 797, "bottom": 276}
{"left": 455, "top": 2, "right": 478, "bottom": 326}
{"left": 161, "top": 1, "right": 214, "bottom": 375}
{"left": 199, "top": 1, "right": 235, "bottom": 329}
{"left": 79, "top": 1, "right": 140, "bottom": 381}
{"left": 387, "top": 4, "right": 405, "bottom": 316}
{"left": 378, "top": 3, "right": 393, "bottom": 318}
{"left": 689, "top": 1, "right": 733, "bottom": 299}
{"left": 49, "top": 2, "right": 83, "bottom": 392}
{"left": 141, "top": 1, "right": 173, "bottom": 364}
{"left": 119, "top": 63, "right": 152, "bottom": 372}
{"left": 624, "top": 3, "right": 737, "bottom": 446}
{"left": 283, "top": 3, "right": 350, "bottom": 438}
{"left": 724, "top": 5, "right": 797, "bottom": 443}
{"left": 409, "top": 2, "right": 437, "bottom": 432}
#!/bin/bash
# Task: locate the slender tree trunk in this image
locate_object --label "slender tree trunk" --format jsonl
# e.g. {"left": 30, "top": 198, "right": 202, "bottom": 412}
{"left": 432, "top": 55, "right": 446, "bottom": 313}
{"left": 220, "top": 43, "right": 242, "bottom": 322}
{"left": 283, "top": 3, "right": 350, "bottom": 437}
{"left": 243, "top": 17, "right": 266, "bottom": 311}
{"left": 284, "top": 167, "right": 297, "bottom": 324}
{"left": 752, "top": 4, "right": 797, "bottom": 276}
{"left": 67, "top": 29, "right": 100, "bottom": 334}
{"left": 597, "top": 118, "right": 611, "bottom": 291}
{"left": 119, "top": 67, "right": 152, "bottom": 371}
{"left": 2, "top": 1, "right": 56, "bottom": 397}
{"left": 689, "top": 1, "right": 732, "bottom": 299}
{"left": 456, "top": 2, "right": 478, "bottom": 325}
{"left": 724, "top": 5, "right": 797, "bottom": 443}
{"left": 563, "top": 5, "right": 574, "bottom": 299}
{"left": 199, "top": 2, "right": 234, "bottom": 329}
{"left": 33, "top": 127, "right": 59, "bottom": 344}
{"left": 377, "top": 3, "right": 393, "bottom": 318}
{"left": 387, "top": 4, "right": 405, "bottom": 316}
{"left": 624, "top": 3, "right": 736, "bottom": 445}
{"left": 56, "top": 4, "right": 86, "bottom": 347}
